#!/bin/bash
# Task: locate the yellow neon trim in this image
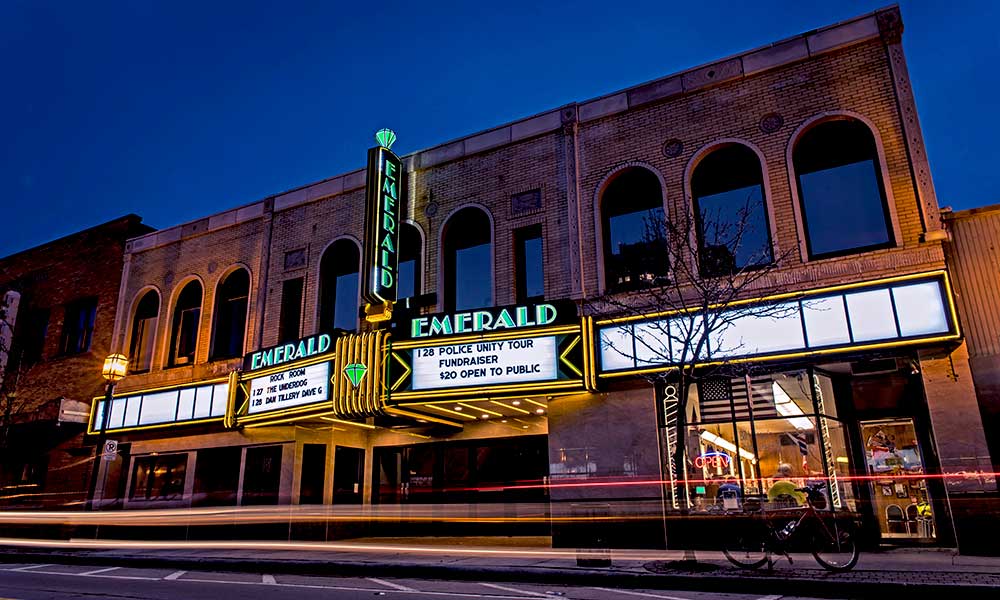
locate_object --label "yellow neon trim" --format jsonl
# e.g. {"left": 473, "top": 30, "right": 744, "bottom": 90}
{"left": 559, "top": 334, "right": 583, "bottom": 377}
{"left": 383, "top": 406, "right": 463, "bottom": 428}
{"left": 88, "top": 376, "right": 232, "bottom": 435}
{"left": 243, "top": 413, "right": 323, "bottom": 428}
{"left": 319, "top": 417, "right": 377, "bottom": 430}
{"left": 390, "top": 379, "right": 583, "bottom": 401}
{"left": 595, "top": 270, "right": 952, "bottom": 326}
{"left": 392, "top": 324, "right": 581, "bottom": 349}
{"left": 521, "top": 398, "right": 547, "bottom": 408}
{"left": 598, "top": 333, "right": 961, "bottom": 378}
{"left": 389, "top": 351, "right": 411, "bottom": 392}
{"left": 941, "top": 270, "right": 962, "bottom": 338}
{"left": 490, "top": 400, "right": 530, "bottom": 415}
{"left": 426, "top": 405, "right": 477, "bottom": 420}
{"left": 97, "top": 376, "right": 229, "bottom": 401}
{"left": 457, "top": 402, "right": 503, "bottom": 416}
{"left": 238, "top": 352, "right": 335, "bottom": 381}
{"left": 394, "top": 389, "right": 580, "bottom": 407}
{"left": 236, "top": 402, "right": 334, "bottom": 425}
{"left": 88, "top": 416, "right": 223, "bottom": 436}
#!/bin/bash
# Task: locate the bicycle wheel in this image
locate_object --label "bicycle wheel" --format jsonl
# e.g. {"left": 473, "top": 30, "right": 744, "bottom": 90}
{"left": 811, "top": 520, "right": 859, "bottom": 572}
{"left": 722, "top": 528, "right": 769, "bottom": 570}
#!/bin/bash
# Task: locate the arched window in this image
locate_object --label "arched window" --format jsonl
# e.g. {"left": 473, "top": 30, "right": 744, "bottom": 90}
{"left": 398, "top": 223, "right": 422, "bottom": 301}
{"left": 442, "top": 207, "right": 493, "bottom": 311}
{"left": 318, "top": 240, "right": 360, "bottom": 332}
{"left": 692, "top": 144, "right": 773, "bottom": 277}
{"left": 168, "top": 280, "right": 202, "bottom": 367}
{"left": 793, "top": 118, "right": 893, "bottom": 259}
{"left": 210, "top": 269, "right": 250, "bottom": 360}
{"left": 601, "top": 168, "right": 668, "bottom": 291}
{"left": 128, "top": 290, "right": 159, "bottom": 372}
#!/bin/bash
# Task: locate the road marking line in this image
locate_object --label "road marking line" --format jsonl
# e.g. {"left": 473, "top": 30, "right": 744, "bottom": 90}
{"left": 590, "top": 588, "right": 690, "bottom": 600}
{"left": 263, "top": 574, "right": 277, "bottom": 584}
{"left": 479, "top": 583, "right": 549, "bottom": 597}
{"left": 179, "top": 577, "right": 538, "bottom": 598}
{"left": 8, "top": 564, "right": 52, "bottom": 571}
{"left": 164, "top": 570, "right": 186, "bottom": 580}
{"left": 367, "top": 577, "right": 416, "bottom": 592}
{"left": 77, "top": 567, "right": 119, "bottom": 576}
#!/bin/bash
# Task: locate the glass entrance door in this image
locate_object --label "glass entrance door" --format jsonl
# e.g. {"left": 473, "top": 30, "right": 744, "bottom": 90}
{"left": 860, "top": 418, "right": 935, "bottom": 540}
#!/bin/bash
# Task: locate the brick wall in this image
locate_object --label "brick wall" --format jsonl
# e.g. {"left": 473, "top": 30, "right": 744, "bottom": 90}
{"left": 117, "top": 7, "right": 945, "bottom": 390}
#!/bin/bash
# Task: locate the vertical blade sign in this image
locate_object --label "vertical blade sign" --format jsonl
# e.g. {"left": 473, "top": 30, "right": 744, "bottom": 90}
{"left": 363, "top": 130, "right": 403, "bottom": 306}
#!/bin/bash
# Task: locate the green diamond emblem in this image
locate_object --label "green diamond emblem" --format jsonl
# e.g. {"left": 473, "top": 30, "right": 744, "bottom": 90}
{"left": 375, "top": 128, "right": 396, "bottom": 150}
{"left": 343, "top": 363, "right": 368, "bottom": 388}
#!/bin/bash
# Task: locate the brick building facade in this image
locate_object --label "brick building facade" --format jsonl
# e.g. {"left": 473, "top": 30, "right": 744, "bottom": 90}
{"left": 0, "top": 215, "right": 153, "bottom": 507}
{"left": 89, "top": 6, "right": 995, "bottom": 552}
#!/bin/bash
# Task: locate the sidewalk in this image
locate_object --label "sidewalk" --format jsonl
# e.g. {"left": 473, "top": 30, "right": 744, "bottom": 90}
{"left": 1, "top": 537, "right": 999, "bottom": 598}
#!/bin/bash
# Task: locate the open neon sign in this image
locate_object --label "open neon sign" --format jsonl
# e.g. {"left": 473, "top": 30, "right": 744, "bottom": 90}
{"left": 694, "top": 451, "right": 732, "bottom": 469}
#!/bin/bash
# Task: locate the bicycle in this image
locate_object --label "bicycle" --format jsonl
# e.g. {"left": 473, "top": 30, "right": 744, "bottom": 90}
{"left": 722, "top": 482, "right": 860, "bottom": 572}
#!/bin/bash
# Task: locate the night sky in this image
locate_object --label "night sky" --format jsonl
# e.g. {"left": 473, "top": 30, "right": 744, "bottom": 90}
{"left": 2, "top": 1, "right": 997, "bottom": 257}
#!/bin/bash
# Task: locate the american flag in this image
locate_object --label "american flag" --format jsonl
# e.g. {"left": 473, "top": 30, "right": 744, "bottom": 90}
{"left": 698, "top": 376, "right": 779, "bottom": 423}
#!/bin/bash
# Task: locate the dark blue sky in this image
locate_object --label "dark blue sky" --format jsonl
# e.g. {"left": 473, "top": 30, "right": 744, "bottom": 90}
{"left": 2, "top": 1, "right": 997, "bottom": 257}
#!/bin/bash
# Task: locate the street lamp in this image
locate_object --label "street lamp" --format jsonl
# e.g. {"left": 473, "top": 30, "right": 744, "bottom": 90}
{"left": 85, "top": 353, "right": 128, "bottom": 511}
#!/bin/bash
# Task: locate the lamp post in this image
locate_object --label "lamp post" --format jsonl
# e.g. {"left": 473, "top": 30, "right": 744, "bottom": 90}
{"left": 85, "top": 353, "right": 128, "bottom": 511}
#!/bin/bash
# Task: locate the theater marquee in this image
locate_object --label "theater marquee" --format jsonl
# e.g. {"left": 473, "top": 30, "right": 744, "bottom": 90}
{"left": 388, "top": 301, "right": 590, "bottom": 402}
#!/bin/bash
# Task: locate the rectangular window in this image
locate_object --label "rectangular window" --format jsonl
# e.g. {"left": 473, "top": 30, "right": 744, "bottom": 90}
{"left": 334, "top": 273, "right": 359, "bottom": 331}
{"left": 514, "top": 225, "right": 544, "bottom": 302}
{"left": 60, "top": 298, "right": 97, "bottom": 354}
{"left": 242, "top": 445, "right": 283, "bottom": 505}
{"left": 278, "top": 278, "right": 304, "bottom": 343}
{"left": 173, "top": 307, "right": 199, "bottom": 364}
{"left": 193, "top": 447, "right": 241, "bottom": 507}
{"left": 129, "top": 314, "right": 157, "bottom": 372}
{"left": 129, "top": 454, "right": 187, "bottom": 501}
{"left": 20, "top": 307, "right": 49, "bottom": 363}
{"left": 299, "top": 444, "right": 327, "bottom": 505}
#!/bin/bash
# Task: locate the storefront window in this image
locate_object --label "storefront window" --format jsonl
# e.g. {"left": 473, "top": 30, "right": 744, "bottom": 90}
{"left": 753, "top": 417, "right": 824, "bottom": 506}
{"left": 129, "top": 453, "right": 187, "bottom": 501}
{"left": 668, "top": 368, "right": 854, "bottom": 513}
{"left": 685, "top": 422, "right": 743, "bottom": 510}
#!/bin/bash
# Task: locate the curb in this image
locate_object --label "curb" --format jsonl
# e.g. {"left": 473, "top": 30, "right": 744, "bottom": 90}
{"left": 1, "top": 550, "right": 998, "bottom": 599}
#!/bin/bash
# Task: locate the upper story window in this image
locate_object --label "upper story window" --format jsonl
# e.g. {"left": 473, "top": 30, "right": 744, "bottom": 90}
{"left": 168, "top": 280, "right": 202, "bottom": 367}
{"left": 60, "top": 297, "right": 97, "bottom": 355}
{"left": 210, "top": 269, "right": 250, "bottom": 360}
{"left": 442, "top": 207, "right": 493, "bottom": 311}
{"left": 319, "top": 240, "right": 360, "bottom": 332}
{"left": 128, "top": 290, "right": 159, "bottom": 373}
{"left": 692, "top": 144, "right": 773, "bottom": 277}
{"left": 19, "top": 306, "right": 50, "bottom": 364}
{"left": 514, "top": 224, "right": 544, "bottom": 303}
{"left": 601, "top": 168, "right": 668, "bottom": 291}
{"left": 793, "top": 118, "right": 894, "bottom": 259}
{"left": 398, "top": 223, "right": 422, "bottom": 301}
{"left": 278, "top": 277, "right": 304, "bottom": 344}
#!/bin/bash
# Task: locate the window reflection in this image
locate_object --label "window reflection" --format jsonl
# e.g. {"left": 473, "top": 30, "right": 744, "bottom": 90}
{"left": 397, "top": 223, "right": 422, "bottom": 301}
{"left": 794, "top": 119, "right": 893, "bottom": 258}
{"left": 169, "top": 280, "right": 202, "bottom": 366}
{"left": 129, "top": 291, "right": 159, "bottom": 372}
{"left": 601, "top": 168, "right": 668, "bottom": 291}
{"left": 443, "top": 207, "right": 493, "bottom": 311}
{"left": 129, "top": 454, "right": 187, "bottom": 502}
{"left": 676, "top": 369, "right": 851, "bottom": 513}
{"left": 319, "top": 240, "right": 360, "bottom": 332}
{"left": 692, "top": 144, "right": 773, "bottom": 276}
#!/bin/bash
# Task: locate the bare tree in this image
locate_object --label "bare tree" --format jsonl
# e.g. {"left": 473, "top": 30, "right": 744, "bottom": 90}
{"left": 589, "top": 190, "right": 797, "bottom": 556}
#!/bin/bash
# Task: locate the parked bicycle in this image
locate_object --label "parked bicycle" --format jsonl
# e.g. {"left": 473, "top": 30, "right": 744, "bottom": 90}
{"left": 723, "top": 482, "right": 859, "bottom": 572}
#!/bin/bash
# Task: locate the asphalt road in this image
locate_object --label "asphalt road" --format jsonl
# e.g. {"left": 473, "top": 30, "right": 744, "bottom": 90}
{"left": 0, "top": 562, "right": 829, "bottom": 600}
